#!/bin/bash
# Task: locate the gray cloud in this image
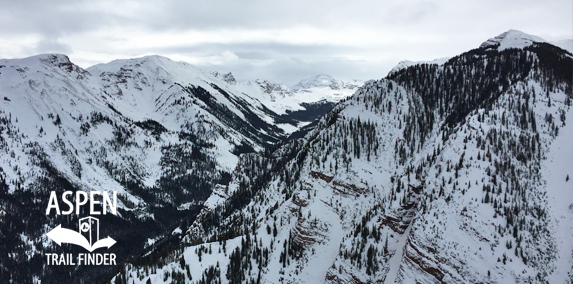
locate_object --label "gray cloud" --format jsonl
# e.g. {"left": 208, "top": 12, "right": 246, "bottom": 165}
{"left": 0, "top": 1, "right": 114, "bottom": 36}
{"left": 135, "top": 42, "right": 359, "bottom": 60}
{"left": 0, "top": 0, "right": 571, "bottom": 84}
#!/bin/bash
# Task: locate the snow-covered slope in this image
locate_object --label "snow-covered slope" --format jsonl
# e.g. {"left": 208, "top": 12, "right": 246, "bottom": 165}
{"left": 388, "top": 57, "right": 450, "bottom": 76}
{"left": 480, "top": 29, "right": 547, "bottom": 50}
{"left": 235, "top": 75, "right": 362, "bottom": 115}
{"left": 0, "top": 53, "right": 286, "bottom": 201}
{"left": 2, "top": 30, "right": 571, "bottom": 284}
{"left": 0, "top": 54, "right": 134, "bottom": 196}
{"left": 0, "top": 54, "right": 173, "bottom": 282}
{"left": 289, "top": 74, "right": 363, "bottom": 106}
{"left": 0, "top": 54, "right": 344, "bottom": 283}
{"left": 234, "top": 79, "right": 295, "bottom": 115}
{"left": 543, "top": 105, "right": 573, "bottom": 283}
{"left": 88, "top": 55, "right": 290, "bottom": 147}
{"left": 292, "top": 74, "right": 363, "bottom": 92}
{"left": 115, "top": 30, "right": 573, "bottom": 284}
{"left": 233, "top": 74, "right": 363, "bottom": 135}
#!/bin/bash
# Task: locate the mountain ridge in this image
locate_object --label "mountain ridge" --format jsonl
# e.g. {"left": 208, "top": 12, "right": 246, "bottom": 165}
{"left": 480, "top": 29, "right": 547, "bottom": 50}
{"left": 0, "top": 30, "right": 572, "bottom": 284}
{"left": 111, "top": 30, "right": 572, "bottom": 284}
{"left": 0, "top": 52, "right": 356, "bottom": 283}
{"left": 389, "top": 29, "right": 572, "bottom": 77}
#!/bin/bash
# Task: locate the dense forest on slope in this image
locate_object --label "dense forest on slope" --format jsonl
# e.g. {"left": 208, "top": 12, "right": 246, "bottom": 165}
{"left": 114, "top": 36, "right": 572, "bottom": 284}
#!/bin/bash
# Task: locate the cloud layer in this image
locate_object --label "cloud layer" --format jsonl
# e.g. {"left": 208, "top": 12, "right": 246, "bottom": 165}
{"left": 0, "top": 0, "right": 570, "bottom": 85}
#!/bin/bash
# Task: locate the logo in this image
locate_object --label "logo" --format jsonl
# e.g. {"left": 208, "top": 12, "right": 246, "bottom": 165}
{"left": 44, "top": 190, "right": 118, "bottom": 266}
{"left": 47, "top": 216, "right": 116, "bottom": 252}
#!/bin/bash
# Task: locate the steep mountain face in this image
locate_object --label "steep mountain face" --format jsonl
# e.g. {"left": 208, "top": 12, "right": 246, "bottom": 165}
{"left": 87, "top": 55, "right": 288, "bottom": 148}
{"left": 384, "top": 37, "right": 572, "bottom": 283}
{"left": 0, "top": 54, "right": 166, "bottom": 283}
{"left": 0, "top": 54, "right": 347, "bottom": 283}
{"left": 114, "top": 31, "right": 573, "bottom": 284}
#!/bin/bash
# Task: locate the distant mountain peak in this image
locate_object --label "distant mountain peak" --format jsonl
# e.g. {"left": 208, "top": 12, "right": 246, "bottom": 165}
{"left": 13, "top": 53, "right": 91, "bottom": 78}
{"left": 292, "top": 74, "right": 338, "bottom": 91}
{"left": 104, "top": 55, "right": 174, "bottom": 67}
{"left": 210, "top": 71, "right": 237, "bottom": 85}
{"left": 480, "top": 29, "right": 546, "bottom": 50}
{"left": 35, "top": 53, "right": 72, "bottom": 65}
{"left": 291, "top": 74, "right": 364, "bottom": 92}
{"left": 254, "top": 79, "right": 291, "bottom": 95}
{"left": 89, "top": 55, "right": 201, "bottom": 73}
{"left": 8, "top": 53, "right": 77, "bottom": 71}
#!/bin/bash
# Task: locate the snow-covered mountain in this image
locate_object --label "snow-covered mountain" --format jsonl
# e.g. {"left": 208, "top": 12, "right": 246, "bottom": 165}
{"left": 236, "top": 75, "right": 362, "bottom": 115}
{"left": 211, "top": 71, "right": 237, "bottom": 85}
{"left": 389, "top": 30, "right": 573, "bottom": 77}
{"left": 234, "top": 74, "right": 364, "bottom": 136}
{"left": 110, "top": 30, "right": 573, "bottom": 284}
{"left": 388, "top": 57, "right": 451, "bottom": 76}
{"left": 292, "top": 74, "right": 363, "bottom": 92}
{"left": 480, "top": 29, "right": 546, "bottom": 50}
{"left": 0, "top": 54, "right": 351, "bottom": 283}
{"left": 1, "top": 30, "right": 572, "bottom": 284}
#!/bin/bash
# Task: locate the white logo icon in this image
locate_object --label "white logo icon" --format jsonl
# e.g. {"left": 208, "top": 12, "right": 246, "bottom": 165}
{"left": 47, "top": 216, "right": 116, "bottom": 252}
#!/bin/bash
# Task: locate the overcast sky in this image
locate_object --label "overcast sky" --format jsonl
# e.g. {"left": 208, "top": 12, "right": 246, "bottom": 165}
{"left": 0, "top": 0, "right": 571, "bottom": 86}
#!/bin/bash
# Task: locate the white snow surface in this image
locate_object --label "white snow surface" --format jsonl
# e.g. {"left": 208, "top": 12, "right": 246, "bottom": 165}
{"left": 543, "top": 108, "right": 573, "bottom": 284}
{"left": 118, "top": 49, "right": 573, "bottom": 283}
{"left": 235, "top": 74, "right": 363, "bottom": 115}
{"left": 480, "top": 29, "right": 547, "bottom": 50}
{"left": 388, "top": 57, "right": 450, "bottom": 76}
{"left": 0, "top": 53, "right": 340, "bottom": 213}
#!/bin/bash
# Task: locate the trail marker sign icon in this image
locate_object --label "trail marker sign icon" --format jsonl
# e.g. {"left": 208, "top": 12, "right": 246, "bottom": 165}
{"left": 79, "top": 217, "right": 99, "bottom": 246}
{"left": 47, "top": 216, "right": 115, "bottom": 252}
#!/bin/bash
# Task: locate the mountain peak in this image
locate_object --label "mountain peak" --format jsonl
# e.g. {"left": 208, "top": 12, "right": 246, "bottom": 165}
{"left": 1, "top": 53, "right": 73, "bottom": 68}
{"left": 211, "top": 71, "right": 237, "bottom": 85}
{"left": 480, "top": 29, "right": 546, "bottom": 50}
{"left": 291, "top": 74, "right": 364, "bottom": 93}
{"left": 291, "top": 74, "right": 339, "bottom": 91}
{"left": 254, "top": 79, "right": 291, "bottom": 95}
{"left": 36, "top": 53, "right": 72, "bottom": 65}
{"left": 89, "top": 55, "right": 195, "bottom": 72}
{"left": 95, "top": 55, "right": 167, "bottom": 68}
{"left": 1, "top": 53, "right": 91, "bottom": 78}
